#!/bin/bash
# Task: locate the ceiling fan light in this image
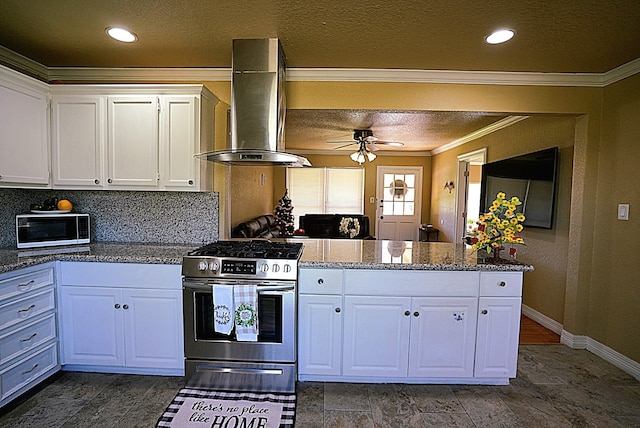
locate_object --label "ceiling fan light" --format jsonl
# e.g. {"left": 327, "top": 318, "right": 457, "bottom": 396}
{"left": 350, "top": 151, "right": 363, "bottom": 163}
{"left": 366, "top": 151, "right": 376, "bottom": 162}
{"left": 485, "top": 29, "right": 515, "bottom": 44}
{"left": 106, "top": 27, "right": 138, "bottom": 43}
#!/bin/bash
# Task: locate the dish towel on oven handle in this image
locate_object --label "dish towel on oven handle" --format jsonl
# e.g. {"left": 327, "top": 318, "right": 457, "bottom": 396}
{"left": 233, "top": 284, "right": 259, "bottom": 341}
{"left": 212, "top": 285, "right": 234, "bottom": 335}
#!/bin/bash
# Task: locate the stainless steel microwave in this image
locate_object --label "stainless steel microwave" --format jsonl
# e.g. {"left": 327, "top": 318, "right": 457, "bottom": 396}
{"left": 16, "top": 213, "right": 90, "bottom": 249}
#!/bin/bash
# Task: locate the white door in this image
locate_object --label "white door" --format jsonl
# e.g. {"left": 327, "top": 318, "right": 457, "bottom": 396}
{"left": 123, "top": 289, "right": 184, "bottom": 369}
{"left": 107, "top": 96, "right": 159, "bottom": 188}
{"left": 342, "top": 295, "right": 411, "bottom": 377}
{"left": 408, "top": 297, "right": 477, "bottom": 378}
{"left": 0, "top": 79, "right": 49, "bottom": 186}
{"left": 51, "top": 96, "right": 105, "bottom": 188}
{"left": 298, "top": 294, "right": 343, "bottom": 376}
{"left": 375, "top": 166, "right": 423, "bottom": 241}
{"left": 474, "top": 296, "right": 521, "bottom": 378}
{"left": 59, "top": 286, "right": 124, "bottom": 366}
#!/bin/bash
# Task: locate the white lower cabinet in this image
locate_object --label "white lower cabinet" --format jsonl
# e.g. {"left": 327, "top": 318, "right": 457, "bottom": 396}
{"left": 298, "top": 268, "right": 523, "bottom": 384}
{"left": 298, "top": 295, "right": 342, "bottom": 376}
{"left": 0, "top": 264, "right": 59, "bottom": 409}
{"left": 58, "top": 262, "right": 184, "bottom": 375}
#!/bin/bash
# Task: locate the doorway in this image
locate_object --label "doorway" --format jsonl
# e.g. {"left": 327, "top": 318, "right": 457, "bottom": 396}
{"left": 375, "top": 166, "right": 423, "bottom": 241}
{"left": 455, "top": 149, "right": 486, "bottom": 243}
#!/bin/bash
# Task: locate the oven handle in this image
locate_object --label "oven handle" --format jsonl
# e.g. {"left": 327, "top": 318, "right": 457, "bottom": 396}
{"left": 196, "top": 364, "right": 283, "bottom": 376}
{"left": 183, "top": 281, "right": 295, "bottom": 293}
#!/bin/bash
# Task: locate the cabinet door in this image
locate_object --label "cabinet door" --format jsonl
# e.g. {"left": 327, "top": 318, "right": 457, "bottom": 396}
{"left": 122, "top": 289, "right": 184, "bottom": 369}
{"left": 0, "top": 78, "right": 49, "bottom": 186}
{"left": 408, "top": 297, "right": 477, "bottom": 378}
{"left": 107, "top": 96, "right": 159, "bottom": 188}
{"left": 298, "top": 294, "right": 342, "bottom": 376}
{"left": 59, "top": 287, "right": 124, "bottom": 366}
{"left": 51, "top": 96, "right": 105, "bottom": 188}
{"left": 474, "top": 297, "right": 521, "bottom": 378}
{"left": 160, "top": 96, "right": 198, "bottom": 190}
{"left": 342, "top": 296, "right": 410, "bottom": 378}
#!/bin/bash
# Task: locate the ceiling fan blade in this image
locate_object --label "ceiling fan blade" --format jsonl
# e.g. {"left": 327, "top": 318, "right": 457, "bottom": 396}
{"left": 372, "top": 140, "right": 404, "bottom": 147}
{"left": 368, "top": 144, "right": 380, "bottom": 152}
{"left": 327, "top": 140, "right": 357, "bottom": 144}
{"left": 332, "top": 142, "right": 358, "bottom": 150}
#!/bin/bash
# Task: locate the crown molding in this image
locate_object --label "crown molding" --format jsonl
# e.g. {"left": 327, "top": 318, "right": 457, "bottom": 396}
{"left": 430, "top": 116, "right": 529, "bottom": 155}
{"left": 2, "top": 44, "right": 638, "bottom": 87}
{"left": 293, "top": 149, "right": 431, "bottom": 157}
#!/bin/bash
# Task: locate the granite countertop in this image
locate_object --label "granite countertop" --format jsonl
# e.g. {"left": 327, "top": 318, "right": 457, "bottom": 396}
{"left": 293, "top": 239, "right": 533, "bottom": 272}
{"left": 0, "top": 239, "right": 533, "bottom": 275}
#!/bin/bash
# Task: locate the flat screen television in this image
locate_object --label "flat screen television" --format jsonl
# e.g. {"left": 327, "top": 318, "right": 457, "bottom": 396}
{"left": 480, "top": 147, "right": 559, "bottom": 229}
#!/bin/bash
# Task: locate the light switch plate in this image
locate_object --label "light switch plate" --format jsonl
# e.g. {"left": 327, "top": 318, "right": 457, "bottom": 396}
{"left": 618, "top": 203, "right": 630, "bottom": 220}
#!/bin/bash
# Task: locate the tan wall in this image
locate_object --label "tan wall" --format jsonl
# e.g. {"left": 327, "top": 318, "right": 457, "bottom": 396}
{"left": 274, "top": 153, "right": 431, "bottom": 236}
{"left": 589, "top": 72, "right": 640, "bottom": 361}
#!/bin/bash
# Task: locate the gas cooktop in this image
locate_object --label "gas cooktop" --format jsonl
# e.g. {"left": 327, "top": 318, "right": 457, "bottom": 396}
{"left": 187, "top": 240, "right": 304, "bottom": 260}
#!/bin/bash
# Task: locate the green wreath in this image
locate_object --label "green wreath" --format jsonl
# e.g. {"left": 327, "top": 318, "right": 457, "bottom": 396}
{"left": 235, "top": 303, "right": 257, "bottom": 327}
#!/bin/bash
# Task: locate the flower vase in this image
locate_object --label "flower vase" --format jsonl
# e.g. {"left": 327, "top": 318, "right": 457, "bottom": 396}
{"left": 482, "top": 246, "right": 505, "bottom": 263}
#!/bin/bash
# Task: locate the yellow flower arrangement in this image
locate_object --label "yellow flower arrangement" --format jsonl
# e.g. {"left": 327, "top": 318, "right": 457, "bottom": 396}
{"left": 464, "top": 192, "right": 526, "bottom": 256}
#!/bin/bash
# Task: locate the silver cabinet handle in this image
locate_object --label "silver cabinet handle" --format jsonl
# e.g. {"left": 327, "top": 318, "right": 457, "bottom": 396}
{"left": 404, "top": 310, "right": 410, "bottom": 316}
{"left": 114, "top": 304, "right": 121, "bottom": 309}
{"left": 413, "top": 311, "right": 420, "bottom": 317}
{"left": 188, "top": 179, "right": 194, "bottom": 185}
{"left": 123, "top": 304, "right": 129, "bottom": 310}
{"left": 481, "top": 309, "right": 488, "bottom": 315}
{"left": 21, "top": 363, "right": 39, "bottom": 375}
{"left": 107, "top": 178, "right": 113, "bottom": 183}
{"left": 335, "top": 307, "right": 341, "bottom": 313}
{"left": 317, "top": 278, "right": 324, "bottom": 285}
{"left": 95, "top": 179, "right": 100, "bottom": 184}
{"left": 18, "top": 304, "right": 36, "bottom": 313}
{"left": 498, "top": 281, "right": 506, "bottom": 287}
{"left": 20, "top": 333, "right": 38, "bottom": 342}
{"left": 18, "top": 280, "right": 35, "bottom": 288}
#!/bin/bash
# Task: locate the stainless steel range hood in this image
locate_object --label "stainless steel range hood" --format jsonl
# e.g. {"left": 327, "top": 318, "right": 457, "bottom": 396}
{"left": 198, "top": 38, "right": 310, "bottom": 167}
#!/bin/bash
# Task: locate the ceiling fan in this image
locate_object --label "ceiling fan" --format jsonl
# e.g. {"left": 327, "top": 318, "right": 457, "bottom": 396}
{"left": 328, "top": 129, "right": 404, "bottom": 164}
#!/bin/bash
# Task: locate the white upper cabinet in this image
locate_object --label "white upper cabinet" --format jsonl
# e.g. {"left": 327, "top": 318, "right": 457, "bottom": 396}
{"left": 0, "top": 66, "right": 50, "bottom": 188}
{"left": 107, "top": 95, "right": 159, "bottom": 188}
{"left": 51, "top": 96, "right": 105, "bottom": 188}
{"left": 50, "top": 84, "right": 217, "bottom": 191}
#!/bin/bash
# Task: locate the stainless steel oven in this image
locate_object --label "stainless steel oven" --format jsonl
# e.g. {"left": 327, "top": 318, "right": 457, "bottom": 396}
{"left": 182, "top": 241, "right": 303, "bottom": 393}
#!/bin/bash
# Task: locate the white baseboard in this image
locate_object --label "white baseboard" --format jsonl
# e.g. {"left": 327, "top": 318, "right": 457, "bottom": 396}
{"left": 521, "top": 304, "right": 563, "bottom": 334}
{"left": 522, "top": 305, "right": 640, "bottom": 381}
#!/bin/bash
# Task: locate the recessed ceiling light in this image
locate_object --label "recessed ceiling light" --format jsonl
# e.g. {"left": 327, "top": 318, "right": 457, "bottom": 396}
{"left": 485, "top": 29, "right": 515, "bottom": 45}
{"left": 106, "top": 27, "right": 138, "bottom": 43}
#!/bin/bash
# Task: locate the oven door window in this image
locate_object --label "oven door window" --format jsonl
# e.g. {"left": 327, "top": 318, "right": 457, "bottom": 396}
{"left": 194, "top": 292, "right": 283, "bottom": 343}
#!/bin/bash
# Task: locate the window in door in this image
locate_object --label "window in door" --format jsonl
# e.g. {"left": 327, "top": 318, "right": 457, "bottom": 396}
{"left": 287, "top": 167, "right": 364, "bottom": 229}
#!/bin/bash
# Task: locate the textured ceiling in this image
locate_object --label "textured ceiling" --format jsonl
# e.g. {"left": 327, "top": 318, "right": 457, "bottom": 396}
{"left": 1, "top": 0, "right": 638, "bottom": 153}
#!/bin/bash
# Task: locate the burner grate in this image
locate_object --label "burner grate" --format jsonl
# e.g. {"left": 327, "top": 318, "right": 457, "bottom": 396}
{"left": 189, "top": 241, "right": 303, "bottom": 260}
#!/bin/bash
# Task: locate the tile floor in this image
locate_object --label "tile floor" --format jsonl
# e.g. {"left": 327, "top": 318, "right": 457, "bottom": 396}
{"left": 1, "top": 344, "right": 639, "bottom": 427}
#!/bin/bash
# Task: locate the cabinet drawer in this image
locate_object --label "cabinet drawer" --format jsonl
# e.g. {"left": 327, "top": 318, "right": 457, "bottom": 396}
{"left": 0, "top": 314, "right": 57, "bottom": 366}
{"left": 299, "top": 269, "right": 343, "bottom": 294}
{"left": 479, "top": 272, "right": 523, "bottom": 297}
{"left": 0, "top": 343, "right": 58, "bottom": 401}
{"left": 344, "top": 270, "right": 479, "bottom": 297}
{"left": 0, "top": 289, "right": 56, "bottom": 331}
{"left": 0, "top": 268, "right": 54, "bottom": 302}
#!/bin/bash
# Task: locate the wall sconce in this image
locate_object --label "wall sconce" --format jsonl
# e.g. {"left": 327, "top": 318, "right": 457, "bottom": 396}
{"left": 444, "top": 181, "right": 455, "bottom": 193}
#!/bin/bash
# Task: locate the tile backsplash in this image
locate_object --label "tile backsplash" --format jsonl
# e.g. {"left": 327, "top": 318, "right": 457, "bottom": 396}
{"left": 0, "top": 189, "right": 218, "bottom": 248}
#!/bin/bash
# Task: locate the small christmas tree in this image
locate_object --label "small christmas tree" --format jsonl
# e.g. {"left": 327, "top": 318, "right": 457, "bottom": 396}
{"left": 274, "top": 190, "right": 295, "bottom": 237}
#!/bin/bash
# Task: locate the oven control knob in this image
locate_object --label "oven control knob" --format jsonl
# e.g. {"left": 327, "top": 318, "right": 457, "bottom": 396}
{"left": 208, "top": 261, "right": 219, "bottom": 272}
{"left": 260, "top": 263, "right": 269, "bottom": 273}
{"left": 283, "top": 264, "right": 292, "bottom": 273}
{"left": 198, "top": 261, "right": 208, "bottom": 271}
{"left": 272, "top": 264, "right": 280, "bottom": 273}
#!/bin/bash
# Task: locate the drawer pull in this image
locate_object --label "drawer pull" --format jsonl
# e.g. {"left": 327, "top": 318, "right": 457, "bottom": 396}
{"left": 20, "top": 333, "right": 38, "bottom": 342}
{"left": 21, "top": 363, "right": 39, "bottom": 375}
{"left": 404, "top": 310, "right": 410, "bottom": 316}
{"left": 18, "top": 280, "right": 35, "bottom": 288}
{"left": 498, "top": 281, "right": 506, "bottom": 287}
{"left": 317, "top": 278, "right": 324, "bottom": 285}
{"left": 335, "top": 307, "right": 341, "bottom": 313}
{"left": 481, "top": 309, "right": 488, "bottom": 315}
{"left": 18, "top": 304, "right": 36, "bottom": 313}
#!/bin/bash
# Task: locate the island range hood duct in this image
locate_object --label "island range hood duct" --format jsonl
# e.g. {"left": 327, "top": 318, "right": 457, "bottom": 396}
{"left": 197, "top": 38, "right": 310, "bottom": 167}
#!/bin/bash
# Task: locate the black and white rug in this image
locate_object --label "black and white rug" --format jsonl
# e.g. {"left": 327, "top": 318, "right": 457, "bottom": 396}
{"left": 156, "top": 388, "right": 296, "bottom": 428}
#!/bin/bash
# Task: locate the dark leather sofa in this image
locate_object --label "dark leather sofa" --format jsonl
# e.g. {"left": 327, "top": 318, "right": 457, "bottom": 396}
{"left": 231, "top": 214, "right": 281, "bottom": 239}
{"left": 299, "top": 214, "right": 373, "bottom": 239}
